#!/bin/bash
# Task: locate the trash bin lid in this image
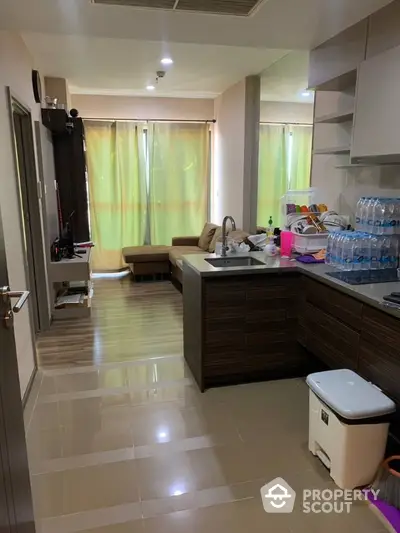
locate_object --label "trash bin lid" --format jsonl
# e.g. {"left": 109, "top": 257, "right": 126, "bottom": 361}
{"left": 306, "top": 369, "right": 396, "bottom": 420}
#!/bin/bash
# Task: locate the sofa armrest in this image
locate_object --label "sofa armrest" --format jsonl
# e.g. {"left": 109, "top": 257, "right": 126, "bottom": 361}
{"left": 172, "top": 236, "right": 200, "bottom": 246}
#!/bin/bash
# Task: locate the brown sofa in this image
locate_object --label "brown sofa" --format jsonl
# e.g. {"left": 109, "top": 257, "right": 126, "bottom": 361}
{"left": 122, "top": 223, "right": 250, "bottom": 284}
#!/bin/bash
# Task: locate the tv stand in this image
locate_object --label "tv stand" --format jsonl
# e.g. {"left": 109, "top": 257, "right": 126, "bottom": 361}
{"left": 49, "top": 248, "right": 92, "bottom": 320}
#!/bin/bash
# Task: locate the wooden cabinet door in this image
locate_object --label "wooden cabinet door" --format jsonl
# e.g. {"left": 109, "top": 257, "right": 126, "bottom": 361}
{"left": 301, "top": 302, "right": 359, "bottom": 370}
{"left": 203, "top": 278, "right": 246, "bottom": 373}
{"left": 352, "top": 44, "right": 400, "bottom": 163}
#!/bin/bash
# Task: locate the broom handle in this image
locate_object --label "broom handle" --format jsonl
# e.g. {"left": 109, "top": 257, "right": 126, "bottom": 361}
{"left": 382, "top": 455, "right": 400, "bottom": 478}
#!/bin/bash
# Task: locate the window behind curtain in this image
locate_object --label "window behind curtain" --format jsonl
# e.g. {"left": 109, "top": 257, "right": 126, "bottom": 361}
{"left": 257, "top": 123, "right": 313, "bottom": 228}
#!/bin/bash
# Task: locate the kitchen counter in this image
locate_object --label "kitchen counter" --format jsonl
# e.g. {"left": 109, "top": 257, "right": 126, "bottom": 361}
{"left": 183, "top": 252, "right": 400, "bottom": 319}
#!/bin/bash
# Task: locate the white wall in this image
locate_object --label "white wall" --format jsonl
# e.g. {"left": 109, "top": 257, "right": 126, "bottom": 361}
{"left": 71, "top": 94, "right": 214, "bottom": 121}
{"left": 212, "top": 80, "right": 246, "bottom": 227}
{"left": 0, "top": 31, "right": 39, "bottom": 397}
{"left": 260, "top": 101, "right": 314, "bottom": 124}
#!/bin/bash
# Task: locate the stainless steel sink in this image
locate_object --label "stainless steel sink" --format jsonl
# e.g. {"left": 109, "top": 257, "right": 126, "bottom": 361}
{"left": 205, "top": 257, "right": 265, "bottom": 268}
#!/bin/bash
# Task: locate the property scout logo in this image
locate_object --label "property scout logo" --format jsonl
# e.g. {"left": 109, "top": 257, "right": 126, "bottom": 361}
{"left": 261, "top": 477, "right": 380, "bottom": 514}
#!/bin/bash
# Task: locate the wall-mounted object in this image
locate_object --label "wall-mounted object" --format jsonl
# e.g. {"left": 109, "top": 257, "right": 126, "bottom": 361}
{"left": 32, "top": 70, "right": 42, "bottom": 104}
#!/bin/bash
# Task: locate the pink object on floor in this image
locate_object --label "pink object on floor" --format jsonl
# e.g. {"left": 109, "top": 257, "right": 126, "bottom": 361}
{"left": 280, "top": 231, "right": 293, "bottom": 258}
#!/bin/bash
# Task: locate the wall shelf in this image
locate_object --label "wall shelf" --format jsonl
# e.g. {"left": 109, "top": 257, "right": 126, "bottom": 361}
{"left": 315, "top": 110, "right": 354, "bottom": 124}
{"left": 313, "top": 146, "right": 351, "bottom": 155}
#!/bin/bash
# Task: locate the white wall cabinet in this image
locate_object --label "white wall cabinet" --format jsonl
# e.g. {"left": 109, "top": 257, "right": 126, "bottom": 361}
{"left": 352, "top": 44, "right": 400, "bottom": 163}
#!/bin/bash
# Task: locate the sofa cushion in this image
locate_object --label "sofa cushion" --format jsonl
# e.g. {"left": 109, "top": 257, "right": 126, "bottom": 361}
{"left": 122, "top": 245, "right": 171, "bottom": 264}
{"left": 198, "top": 223, "right": 218, "bottom": 251}
{"left": 169, "top": 246, "right": 205, "bottom": 266}
{"left": 208, "top": 227, "right": 223, "bottom": 253}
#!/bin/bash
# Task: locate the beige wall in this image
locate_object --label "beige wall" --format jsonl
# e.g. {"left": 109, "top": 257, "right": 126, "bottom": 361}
{"left": 212, "top": 80, "right": 247, "bottom": 227}
{"left": 260, "top": 101, "right": 314, "bottom": 124}
{"left": 71, "top": 94, "right": 214, "bottom": 121}
{"left": 0, "top": 31, "right": 40, "bottom": 397}
{"left": 44, "top": 77, "right": 72, "bottom": 110}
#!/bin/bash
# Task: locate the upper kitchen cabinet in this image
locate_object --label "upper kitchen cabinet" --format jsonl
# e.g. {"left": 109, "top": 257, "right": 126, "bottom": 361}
{"left": 367, "top": 0, "right": 400, "bottom": 59}
{"left": 309, "top": 20, "right": 368, "bottom": 91}
{"left": 351, "top": 45, "right": 400, "bottom": 163}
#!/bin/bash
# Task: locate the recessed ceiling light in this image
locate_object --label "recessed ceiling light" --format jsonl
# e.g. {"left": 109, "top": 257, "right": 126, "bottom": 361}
{"left": 161, "top": 58, "right": 173, "bottom": 65}
{"left": 302, "top": 91, "right": 311, "bottom": 97}
{"left": 146, "top": 85, "right": 155, "bottom": 91}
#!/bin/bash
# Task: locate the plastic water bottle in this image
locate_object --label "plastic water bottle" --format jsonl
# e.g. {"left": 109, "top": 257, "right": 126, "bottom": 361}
{"left": 341, "top": 233, "right": 354, "bottom": 271}
{"left": 360, "top": 198, "right": 369, "bottom": 232}
{"left": 355, "top": 198, "right": 364, "bottom": 231}
{"left": 353, "top": 233, "right": 363, "bottom": 271}
{"left": 386, "top": 199, "right": 396, "bottom": 235}
{"left": 362, "top": 234, "right": 372, "bottom": 272}
{"left": 372, "top": 198, "right": 383, "bottom": 235}
{"left": 370, "top": 235, "right": 382, "bottom": 270}
{"left": 326, "top": 233, "right": 333, "bottom": 265}
{"left": 366, "top": 198, "right": 376, "bottom": 233}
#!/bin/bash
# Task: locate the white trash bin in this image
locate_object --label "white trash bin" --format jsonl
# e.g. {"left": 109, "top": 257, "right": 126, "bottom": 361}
{"left": 306, "top": 369, "right": 396, "bottom": 489}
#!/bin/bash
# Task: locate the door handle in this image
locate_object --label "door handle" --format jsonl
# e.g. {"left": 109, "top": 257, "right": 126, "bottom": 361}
{"left": 0, "top": 287, "right": 30, "bottom": 313}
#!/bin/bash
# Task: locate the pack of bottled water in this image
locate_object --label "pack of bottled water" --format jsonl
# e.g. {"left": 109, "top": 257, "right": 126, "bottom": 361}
{"left": 326, "top": 231, "right": 399, "bottom": 273}
{"left": 355, "top": 197, "right": 400, "bottom": 235}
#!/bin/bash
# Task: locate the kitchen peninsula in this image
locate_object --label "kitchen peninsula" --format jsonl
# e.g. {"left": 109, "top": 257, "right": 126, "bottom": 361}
{"left": 183, "top": 252, "right": 400, "bottom": 436}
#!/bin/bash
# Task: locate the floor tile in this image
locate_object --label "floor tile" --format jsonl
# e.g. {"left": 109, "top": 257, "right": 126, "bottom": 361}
{"left": 32, "top": 460, "right": 139, "bottom": 518}
{"left": 31, "top": 289, "right": 384, "bottom": 533}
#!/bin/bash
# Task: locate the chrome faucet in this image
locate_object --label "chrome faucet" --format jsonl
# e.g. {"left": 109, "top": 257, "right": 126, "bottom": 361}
{"left": 221, "top": 216, "right": 236, "bottom": 257}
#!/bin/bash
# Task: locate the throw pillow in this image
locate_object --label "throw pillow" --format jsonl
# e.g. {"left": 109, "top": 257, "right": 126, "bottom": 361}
{"left": 198, "top": 223, "right": 218, "bottom": 251}
{"left": 208, "top": 227, "right": 223, "bottom": 253}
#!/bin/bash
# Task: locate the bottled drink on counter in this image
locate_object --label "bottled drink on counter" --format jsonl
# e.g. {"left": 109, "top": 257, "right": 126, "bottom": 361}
{"left": 355, "top": 197, "right": 364, "bottom": 231}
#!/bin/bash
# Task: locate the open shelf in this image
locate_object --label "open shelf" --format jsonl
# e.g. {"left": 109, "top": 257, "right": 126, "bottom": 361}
{"left": 315, "top": 110, "right": 354, "bottom": 124}
{"left": 313, "top": 146, "right": 351, "bottom": 155}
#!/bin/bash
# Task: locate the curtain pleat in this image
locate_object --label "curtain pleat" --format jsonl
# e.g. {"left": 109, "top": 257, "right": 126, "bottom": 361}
{"left": 85, "top": 121, "right": 147, "bottom": 271}
{"left": 257, "top": 123, "right": 312, "bottom": 228}
{"left": 148, "top": 123, "right": 209, "bottom": 245}
{"left": 288, "top": 125, "right": 313, "bottom": 190}
{"left": 257, "top": 124, "right": 287, "bottom": 228}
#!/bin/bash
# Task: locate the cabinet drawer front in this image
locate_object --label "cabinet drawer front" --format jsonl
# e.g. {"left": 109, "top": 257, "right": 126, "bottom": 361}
{"left": 204, "top": 279, "right": 245, "bottom": 319}
{"left": 305, "top": 278, "right": 363, "bottom": 330}
{"left": 358, "top": 339, "right": 400, "bottom": 409}
{"left": 303, "top": 302, "right": 359, "bottom": 369}
{"left": 306, "top": 333, "right": 357, "bottom": 370}
{"left": 362, "top": 305, "right": 400, "bottom": 352}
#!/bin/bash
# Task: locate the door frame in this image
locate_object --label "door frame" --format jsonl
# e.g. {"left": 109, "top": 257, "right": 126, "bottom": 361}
{"left": 6, "top": 87, "right": 51, "bottom": 336}
{"left": 0, "top": 191, "right": 36, "bottom": 533}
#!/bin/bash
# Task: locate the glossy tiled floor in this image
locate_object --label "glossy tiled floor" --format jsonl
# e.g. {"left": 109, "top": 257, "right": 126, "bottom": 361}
{"left": 26, "top": 280, "right": 388, "bottom": 533}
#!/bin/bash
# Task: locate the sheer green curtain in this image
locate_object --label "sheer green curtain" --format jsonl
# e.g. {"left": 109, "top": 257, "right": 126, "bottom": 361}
{"left": 288, "top": 125, "right": 313, "bottom": 190}
{"left": 85, "top": 121, "right": 147, "bottom": 271}
{"left": 257, "top": 124, "right": 287, "bottom": 228}
{"left": 257, "top": 123, "right": 312, "bottom": 228}
{"left": 148, "top": 122, "right": 209, "bottom": 245}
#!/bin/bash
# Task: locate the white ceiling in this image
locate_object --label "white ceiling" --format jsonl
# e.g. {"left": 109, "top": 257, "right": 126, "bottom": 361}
{"left": 0, "top": 0, "right": 393, "bottom": 50}
{"left": 0, "top": 0, "right": 394, "bottom": 100}
{"left": 261, "top": 51, "right": 313, "bottom": 103}
{"left": 21, "top": 33, "right": 288, "bottom": 99}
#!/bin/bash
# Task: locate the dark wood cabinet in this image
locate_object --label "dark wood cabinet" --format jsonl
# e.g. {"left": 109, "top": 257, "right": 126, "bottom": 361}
{"left": 184, "top": 265, "right": 400, "bottom": 443}
{"left": 184, "top": 271, "right": 318, "bottom": 390}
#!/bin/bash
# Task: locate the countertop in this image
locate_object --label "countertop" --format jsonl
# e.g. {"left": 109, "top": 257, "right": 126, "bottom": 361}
{"left": 182, "top": 252, "right": 400, "bottom": 319}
